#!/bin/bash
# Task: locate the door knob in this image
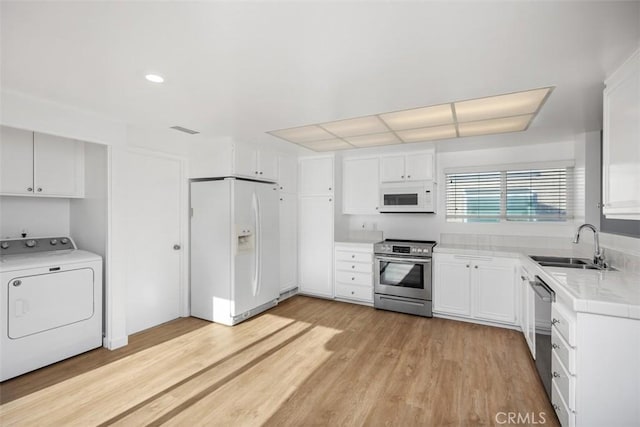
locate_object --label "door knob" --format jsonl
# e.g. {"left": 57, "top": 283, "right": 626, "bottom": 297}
{"left": 173, "top": 244, "right": 181, "bottom": 250}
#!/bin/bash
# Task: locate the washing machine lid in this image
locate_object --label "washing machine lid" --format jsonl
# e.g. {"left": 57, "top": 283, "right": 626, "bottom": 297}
{"left": 0, "top": 250, "right": 102, "bottom": 272}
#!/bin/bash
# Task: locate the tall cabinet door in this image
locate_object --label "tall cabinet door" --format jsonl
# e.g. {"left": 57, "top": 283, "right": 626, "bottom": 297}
{"left": 343, "top": 157, "right": 380, "bottom": 214}
{"left": 298, "top": 195, "right": 334, "bottom": 298}
{"left": 279, "top": 193, "right": 298, "bottom": 292}
{"left": 33, "top": 132, "right": 84, "bottom": 197}
{"left": 299, "top": 156, "right": 334, "bottom": 195}
{"left": 0, "top": 126, "right": 33, "bottom": 195}
{"left": 255, "top": 182, "right": 280, "bottom": 303}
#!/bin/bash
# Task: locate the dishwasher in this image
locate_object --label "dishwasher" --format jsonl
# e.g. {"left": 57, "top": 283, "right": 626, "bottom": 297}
{"left": 530, "top": 275, "right": 555, "bottom": 399}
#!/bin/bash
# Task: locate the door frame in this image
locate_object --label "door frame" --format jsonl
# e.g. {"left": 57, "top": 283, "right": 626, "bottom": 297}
{"left": 104, "top": 145, "right": 189, "bottom": 349}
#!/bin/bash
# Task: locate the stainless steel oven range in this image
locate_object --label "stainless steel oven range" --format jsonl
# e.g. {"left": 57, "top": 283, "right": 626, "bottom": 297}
{"left": 374, "top": 239, "right": 436, "bottom": 317}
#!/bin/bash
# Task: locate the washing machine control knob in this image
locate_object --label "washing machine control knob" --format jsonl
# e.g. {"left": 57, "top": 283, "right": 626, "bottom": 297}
{"left": 50, "top": 239, "right": 58, "bottom": 245}
{"left": 25, "top": 239, "right": 36, "bottom": 248}
{"left": 60, "top": 238, "right": 69, "bottom": 245}
{"left": 0, "top": 242, "right": 9, "bottom": 249}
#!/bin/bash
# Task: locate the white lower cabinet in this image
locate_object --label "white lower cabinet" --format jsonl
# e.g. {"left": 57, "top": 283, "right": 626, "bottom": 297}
{"left": 298, "top": 195, "right": 334, "bottom": 298}
{"left": 520, "top": 266, "right": 536, "bottom": 357}
{"left": 433, "top": 253, "right": 517, "bottom": 326}
{"left": 334, "top": 243, "right": 374, "bottom": 304}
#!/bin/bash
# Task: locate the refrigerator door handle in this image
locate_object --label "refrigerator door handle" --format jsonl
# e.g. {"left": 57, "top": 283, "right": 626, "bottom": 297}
{"left": 251, "top": 191, "right": 260, "bottom": 297}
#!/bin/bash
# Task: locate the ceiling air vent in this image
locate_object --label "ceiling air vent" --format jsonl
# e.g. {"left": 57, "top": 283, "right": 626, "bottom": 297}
{"left": 170, "top": 126, "right": 200, "bottom": 135}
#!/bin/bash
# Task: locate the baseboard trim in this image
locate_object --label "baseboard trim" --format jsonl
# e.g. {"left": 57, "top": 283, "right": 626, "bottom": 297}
{"left": 433, "top": 312, "right": 521, "bottom": 331}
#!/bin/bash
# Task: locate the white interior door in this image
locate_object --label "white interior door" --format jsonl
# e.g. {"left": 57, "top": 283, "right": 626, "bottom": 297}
{"left": 124, "top": 150, "right": 183, "bottom": 335}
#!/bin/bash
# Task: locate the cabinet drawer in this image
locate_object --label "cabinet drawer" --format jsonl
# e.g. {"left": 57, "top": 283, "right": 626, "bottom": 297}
{"left": 335, "top": 271, "right": 372, "bottom": 286}
{"left": 552, "top": 350, "right": 576, "bottom": 410}
{"left": 552, "top": 303, "right": 576, "bottom": 347}
{"left": 552, "top": 327, "right": 576, "bottom": 375}
{"left": 552, "top": 379, "right": 575, "bottom": 427}
{"left": 335, "top": 261, "right": 372, "bottom": 273}
{"left": 335, "top": 282, "right": 373, "bottom": 302}
{"left": 335, "top": 250, "right": 372, "bottom": 263}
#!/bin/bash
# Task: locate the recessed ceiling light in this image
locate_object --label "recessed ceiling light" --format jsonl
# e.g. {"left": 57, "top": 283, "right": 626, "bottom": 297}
{"left": 145, "top": 74, "right": 164, "bottom": 83}
{"left": 397, "top": 124, "right": 457, "bottom": 143}
{"left": 345, "top": 132, "right": 401, "bottom": 147}
{"left": 320, "top": 116, "right": 388, "bottom": 138}
{"left": 458, "top": 114, "right": 533, "bottom": 137}
{"left": 380, "top": 104, "right": 454, "bottom": 131}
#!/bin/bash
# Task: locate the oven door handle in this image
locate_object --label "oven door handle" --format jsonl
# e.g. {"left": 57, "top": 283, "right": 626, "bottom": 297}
{"left": 376, "top": 256, "right": 432, "bottom": 264}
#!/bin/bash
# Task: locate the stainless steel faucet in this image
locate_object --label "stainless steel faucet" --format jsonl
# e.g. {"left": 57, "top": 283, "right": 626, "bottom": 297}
{"left": 573, "top": 223, "right": 606, "bottom": 267}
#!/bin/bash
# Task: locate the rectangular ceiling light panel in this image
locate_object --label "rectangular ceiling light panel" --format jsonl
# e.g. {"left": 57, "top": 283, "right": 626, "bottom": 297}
{"left": 454, "top": 87, "right": 551, "bottom": 123}
{"left": 320, "top": 116, "right": 388, "bottom": 137}
{"left": 345, "top": 132, "right": 401, "bottom": 147}
{"left": 379, "top": 104, "right": 454, "bottom": 131}
{"left": 300, "top": 139, "right": 354, "bottom": 152}
{"left": 268, "top": 125, "right": 334, "bottom": 143}
{"left": 458, "top": 114, "right": 533, "bottom": 137}
{"left": 397, "top": 124, "right": 457, "bottom": 143}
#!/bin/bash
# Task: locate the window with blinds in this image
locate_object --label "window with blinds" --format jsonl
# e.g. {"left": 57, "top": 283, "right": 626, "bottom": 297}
{"left": 446, "top": 167, "right": 573, "bottom": 222}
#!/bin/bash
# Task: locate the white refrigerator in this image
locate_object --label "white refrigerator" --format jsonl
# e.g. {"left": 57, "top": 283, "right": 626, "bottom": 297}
{"left": 190, "top": 178, "right": 280, "bottom": 325}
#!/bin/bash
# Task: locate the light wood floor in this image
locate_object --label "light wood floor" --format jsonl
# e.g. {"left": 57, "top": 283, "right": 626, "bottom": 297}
{"left": 0, "top": 296, "right": 558, "bottom": 426}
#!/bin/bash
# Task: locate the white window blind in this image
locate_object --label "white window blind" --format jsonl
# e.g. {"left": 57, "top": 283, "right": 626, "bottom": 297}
{"left": 446, "top": 167, "right": 573, "bottom": 222}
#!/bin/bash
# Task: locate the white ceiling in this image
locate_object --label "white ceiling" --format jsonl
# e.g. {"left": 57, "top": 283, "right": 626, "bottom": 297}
{"left": 1, "top": 1, "right": 638, "bottom": 150}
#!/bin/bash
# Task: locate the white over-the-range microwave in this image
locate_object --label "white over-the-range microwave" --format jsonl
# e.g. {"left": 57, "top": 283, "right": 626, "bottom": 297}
{"left": 379, "top": 181, "right": 435, "bottom": 213}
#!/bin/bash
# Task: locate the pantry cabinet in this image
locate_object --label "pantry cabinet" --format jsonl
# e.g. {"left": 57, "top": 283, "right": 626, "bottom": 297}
{"left": 233, "top": 144, "right": 278, "bottom": 181}
{"left": 0, "top": 126, "right": 84, "bottom": 198}
{"left": 279, "top": 192, "right": 297, "bottom": 293}
{"left": 433, "top": 253, "right": 517, "bottom": 326}
{"left": 277, "top": 154, "right": 298, "bottom": 194}
{"left": 298, "top": 195, "right": 334, "bottom": 298}
{"left": 602, "top": 49, "right": 640, "bottom": 220}
{"left": 342, "top": 157, "right": 380, "bottom": 214}
{"left": 299, "top": 156, "right": 334, "bottom": 195}
{"left": 380, "top": 151, "right": 434, "bottom": 183}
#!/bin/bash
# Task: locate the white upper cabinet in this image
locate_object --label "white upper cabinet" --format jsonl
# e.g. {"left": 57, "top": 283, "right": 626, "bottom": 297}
{"left": 277, "top": 154, "right": 298, "bottom": 194}
{"left": 0, "top": 126, "right": 34, "bottom": 195}
{"left": 0, "top": 126, "right": 84, "bottom": 198}
{"left": 299, "top": 156, "right": 334, "bottom": 195}
{"left": 380, "top": 150, "right": 434, "bottom": 183}
{"left": 603, "top": 49, "right": 640, "bottom": 220}
{"left": 343, "top": 157, "right": 380, "bottom": 214}
{"left": 233, "top": 143, "right": 278, "bottom": 181}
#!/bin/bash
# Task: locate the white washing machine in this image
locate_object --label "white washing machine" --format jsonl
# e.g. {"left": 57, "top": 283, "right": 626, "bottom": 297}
{"left": 0, "top": 236, "right": 102, "bottom": 381}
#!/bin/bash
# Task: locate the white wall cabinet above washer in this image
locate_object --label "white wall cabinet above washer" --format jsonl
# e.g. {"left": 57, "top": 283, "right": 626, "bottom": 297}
{"left": 603, "top": 49, "right": 640, "bottom": 220}
{"left": 233, "top": 143, "right": 278, "bottom": 181}
{"left": 380, "top": 151, "right": 434, "bottom": 183}
{"left": 0, "top": 126, "right": 84, "bottom": 198}
{"left": 343, "top": 157, "right": 380, "bottom": 214}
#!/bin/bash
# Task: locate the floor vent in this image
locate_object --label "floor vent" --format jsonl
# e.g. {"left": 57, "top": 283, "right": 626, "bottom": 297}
{"left": 170, "top": 126, "right": 200, "bottom": 135}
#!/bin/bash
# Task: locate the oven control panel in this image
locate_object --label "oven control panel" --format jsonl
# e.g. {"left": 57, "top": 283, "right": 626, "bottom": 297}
{"left": 374, "top": 240, "right": 436, "bottom": 257}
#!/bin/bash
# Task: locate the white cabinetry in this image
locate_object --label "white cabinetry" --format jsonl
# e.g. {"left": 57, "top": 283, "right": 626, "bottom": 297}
{"left": 519, "top": 266, "right": 535, "bottom": 357}
{"left": 277, "top": 154, "right": 298, "bottom": 194}
{"left": 603, "top": 49, "right": 640, "bottom": 219}
{"left": 279, "top": 193, "right": 297, "bottom": 293}
{"left": 233, "top": 144, "right": 278, "bottom": 181}
{"left": 433, "top": 253, "right": 516, "bottom": 326}
{"left": 0, "top": 126, "right": 84, "bottom": 198}
{"left": 298, "top": 156, "right": 334, "bottom": 298}
{"left": 380, "top": 151, "right": 434, "bottom": 183}
{"left": 342, "top": 157, "right": 379, "bottom": 214}
{"left": 334, "top": 243, "right": 374, "bottom": 304}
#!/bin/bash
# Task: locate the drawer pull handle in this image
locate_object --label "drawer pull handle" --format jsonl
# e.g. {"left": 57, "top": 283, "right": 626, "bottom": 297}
{"left": 351, "top": 277, "right": 355, "bottom": 281}
{"left": 520, "top": 275, "right": 526, "bottom": 281}
{"left": 352, "top": 255, "right": 355, "bottom": 258}
{"left": 466, "top": 264, "right": 470, "bottom": 268}
{"left": 553, "top": 371, "right": 560, "bottom": 378}
{"left": 351, "top": 291, "right": 355, "bottom": 295}
{"left": 352, "top": 265, "right": 355, "bottom": 269}
{"left": 552, "top": 318, "right": 560, "bottom": 325}
{"left": 552, "top": 343, "right": 560, "bottom": 349}
{"left": 553, "top": 404, "right": 560, "bottom": 411}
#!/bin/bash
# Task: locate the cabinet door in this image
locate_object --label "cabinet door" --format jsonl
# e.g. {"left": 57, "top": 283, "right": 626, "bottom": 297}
{"left": 380, "top": 156, "right": 405, "bottom": 182}
{"left": 0, "top": 126, "right": 34, "bottom": 195}
{"left": 279, "top": 193, "right": 297, "bottom": 292}
{"left": 298, "top": 195, "right": 334, "bottom": 297}
{"left": 603, "top": 51, "right": 640, "bottom": 219}
{"left": 525, "top": 284, "right": 536, "bottom": 357}
{"left": 343, "top": 158, "right": 380, "bottom": 214}
{"left": 473, "top": 261, "right": 516, "bottom": 324}
{"left": 33, "top": 132, "right": 84, "bottom": 197}
{"left": 277, "top": 155, "right": 298, "bottom": 193}
{"left": 433, "top": 257, "right": 471, "bottom": 316}
{"left": 405, "top": 152, "right": 434, "bottom": 181}
{"left": 258, "top": 149, "right": 278, "bottom": 181}
{"left": 234, "top": 144, "right": 258, "bottom": 178}
{"left": 299, "top": 156, "right": 334, "bottom": 195}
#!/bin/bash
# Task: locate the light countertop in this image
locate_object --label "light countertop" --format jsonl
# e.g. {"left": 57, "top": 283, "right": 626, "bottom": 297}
{"left": 435, "top": 243, "right": 640, "bottom": 320}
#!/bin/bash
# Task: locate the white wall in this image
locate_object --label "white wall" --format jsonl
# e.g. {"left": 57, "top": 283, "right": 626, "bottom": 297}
{"left": 0, "top": 196, "right": 70, "bottom": 238}
{"left": 338, "top": 139, "right": 580, "bottom": 241}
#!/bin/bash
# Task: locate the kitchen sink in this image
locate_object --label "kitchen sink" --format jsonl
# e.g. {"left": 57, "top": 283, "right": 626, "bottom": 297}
{"left": 529, "top": 255, "right": 614, "bottom": 271}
